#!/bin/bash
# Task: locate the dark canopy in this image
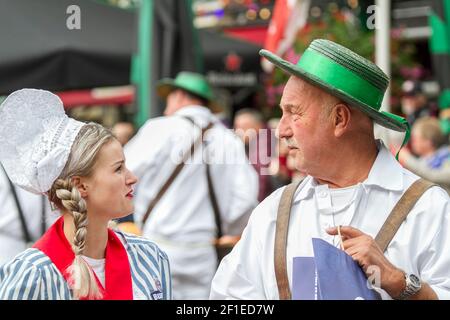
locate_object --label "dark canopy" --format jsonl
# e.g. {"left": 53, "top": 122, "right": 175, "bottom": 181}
{"left": 0, "top": 0, "right": 135, "bottom": 95}
{"left": 0, "top": 0, "right": 262, "bottom": 109}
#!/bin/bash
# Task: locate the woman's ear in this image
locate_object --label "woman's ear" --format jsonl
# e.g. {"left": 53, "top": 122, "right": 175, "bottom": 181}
{"left": 71, "top": 176, "right": 88, "bottom": 198}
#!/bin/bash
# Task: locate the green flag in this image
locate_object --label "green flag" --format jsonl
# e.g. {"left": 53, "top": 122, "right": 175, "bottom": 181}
{"left": 133, "top": 0, "right": 203, "bottom": 128}
{"left": 430, "top": 0, "right": 450, "bottom": 133}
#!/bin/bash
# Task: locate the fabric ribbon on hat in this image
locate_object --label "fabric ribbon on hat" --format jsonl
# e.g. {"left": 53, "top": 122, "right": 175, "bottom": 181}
{"left": 381, "top": 111, "right": 411, "bottom": 160}
{"left": 33, "top": 216, "right": 133, "bottom": 300}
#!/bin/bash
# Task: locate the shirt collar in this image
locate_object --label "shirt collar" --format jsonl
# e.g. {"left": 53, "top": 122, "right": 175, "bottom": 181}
{"left": 293, "top": 140, "right": 404, "bottom": 203}
{"left": 293, "top": 176, "right": 317, "bottom": 202}
{"left": 362, "top": 140, "right": 404, "bottom": 192}
{"left": 174, "top": 105, "right": 212, "bottom": 118}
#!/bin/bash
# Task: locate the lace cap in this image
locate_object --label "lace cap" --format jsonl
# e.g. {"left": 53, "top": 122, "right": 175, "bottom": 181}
{"left": 0, "top": 89, "right": 85, "bottom": 194}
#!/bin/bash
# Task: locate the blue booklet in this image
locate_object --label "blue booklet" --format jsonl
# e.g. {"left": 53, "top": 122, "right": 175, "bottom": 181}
{"left": 292, "top": 257, "right": 321, "bottom": 300}
{"left": 292, "top": 238, "right": 380, "bottom": 300}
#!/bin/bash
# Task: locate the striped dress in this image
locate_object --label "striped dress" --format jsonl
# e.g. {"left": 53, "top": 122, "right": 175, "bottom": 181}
{"left": 0, "top": 232, "right": 172, "bottom": 300}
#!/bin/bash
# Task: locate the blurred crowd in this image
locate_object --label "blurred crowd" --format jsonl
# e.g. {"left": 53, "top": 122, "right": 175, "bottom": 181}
{"left": 396, "top": 80, "right": 450, "bottom": 193}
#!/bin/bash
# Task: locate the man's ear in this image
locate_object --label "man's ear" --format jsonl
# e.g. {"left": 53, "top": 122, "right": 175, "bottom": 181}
{"left": 71, "top": 176, "right": 88, "bottom": 198}
{"left": 333, "top": 103, "right": 351, "bottom": 137}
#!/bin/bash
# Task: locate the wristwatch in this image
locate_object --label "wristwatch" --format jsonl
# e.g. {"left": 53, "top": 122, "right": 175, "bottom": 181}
{"left": 396, "top": 273, "right": 422, "bottom": 300}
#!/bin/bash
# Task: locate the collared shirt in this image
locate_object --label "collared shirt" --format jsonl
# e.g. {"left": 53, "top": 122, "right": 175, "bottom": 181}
{"left": 210, "top": 142, "right": 450, "bottom": 300}
{"left": 124, "top": 105, "right": 258, "bottom": 299}
{"left": 0, "top": 232, "right": 171, "bottom": 300}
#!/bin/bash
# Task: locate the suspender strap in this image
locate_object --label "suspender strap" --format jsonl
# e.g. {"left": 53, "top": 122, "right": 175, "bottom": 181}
{"left": 205, "top": 143, "right": 222, "bottom": 238}
{"left": 274, "top": 179, "right": 303, "bottom": 300}
{"left": 1, "top": 164, "right": 32, "bottom": 243}
{"left": 374, "top": 178, "right": 436, "bottom": 252}
{"left": 182, "top": 117, "right": 223, "bottom": 237}
{"left": 41, "top": 195, "right": 47, "bottom": 236}
{"left": 142, "top": 117, "right": 213, "bottom": 225}
{"left": 274, "top": 177, "right": 436, "bottom": 300}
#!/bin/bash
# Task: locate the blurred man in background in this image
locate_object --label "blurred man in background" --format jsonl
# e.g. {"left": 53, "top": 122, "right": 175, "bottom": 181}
{"left": 112, "top": 121, "right": 135, "bottom": 146}
{"left": 234, "top": 108, "right": 273, "bottom": 201}
{"left": 401, "top": 80, "right": 432, "bottom": 126}
{"left": 125, "top": 72, "right": 258, "bottom": 299}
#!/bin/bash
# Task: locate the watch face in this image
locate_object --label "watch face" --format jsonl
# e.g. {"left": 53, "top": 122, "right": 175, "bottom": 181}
{"left": 409, "top": 274, "right": 421, "bottom": 288}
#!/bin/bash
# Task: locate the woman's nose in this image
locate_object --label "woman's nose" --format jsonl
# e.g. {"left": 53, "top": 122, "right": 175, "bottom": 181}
{"left": 126, "top": 169, "right": 138, "bottom": 185}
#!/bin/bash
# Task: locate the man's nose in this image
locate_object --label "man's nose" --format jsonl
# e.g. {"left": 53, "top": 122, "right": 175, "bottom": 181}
{"left": 277, "top": 115, "right": 292, "bottom": 139}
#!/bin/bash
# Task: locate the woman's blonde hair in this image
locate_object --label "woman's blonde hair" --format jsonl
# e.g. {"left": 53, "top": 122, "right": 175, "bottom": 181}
{"left": 48, "top": 122, "right": 114, "bottom": 299}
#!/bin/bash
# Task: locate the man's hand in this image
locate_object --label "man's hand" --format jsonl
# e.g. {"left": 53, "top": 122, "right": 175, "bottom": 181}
{"left": 326, "top": 226, "right": 438, "bottom": 299}
{"left": 326, "top": 226, "right": 405, "bottom": 298}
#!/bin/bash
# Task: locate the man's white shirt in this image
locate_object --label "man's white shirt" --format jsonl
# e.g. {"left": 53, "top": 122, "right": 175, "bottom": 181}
{"left": 0, "top": 169, "right": 58, "bottom": 266}
{"left": 125, "top": 106, "right": 259, "bottom": 241}
{"left": 124, "top": 106, "right": 258, "bottom": 298}
{"left": 210, "top": 141, "right": 450, "bottom": 300}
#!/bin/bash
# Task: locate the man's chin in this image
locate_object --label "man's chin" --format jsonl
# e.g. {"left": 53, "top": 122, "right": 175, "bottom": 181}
{"left": 292, "top": 154, "right": 307, "bottom": 173}
{"left": 288, "top": 148, "right": 299, "bottom": 155}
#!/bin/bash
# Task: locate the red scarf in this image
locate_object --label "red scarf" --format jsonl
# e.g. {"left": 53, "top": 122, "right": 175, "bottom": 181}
{"left": 33, "top": 216, "right": 133, "bottom": 300}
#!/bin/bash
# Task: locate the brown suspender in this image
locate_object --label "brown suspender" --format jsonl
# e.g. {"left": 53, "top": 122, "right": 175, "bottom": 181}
{"left": 274, "top": 178, "right": 437, "bottom": 300}
{"left": 141, "top": 117, "right": 213, "bottom": 225}
{"left": 274, "top": 179, "right": 303, "bottom": 300}
{"left": 375, "top": 179, "right": 436, "bottom": 252}
{"left": 183, "top": 118, "right": 223, "bottom": 239}
{"left": 187, "top": 119, "right": 231, "bottom": 265}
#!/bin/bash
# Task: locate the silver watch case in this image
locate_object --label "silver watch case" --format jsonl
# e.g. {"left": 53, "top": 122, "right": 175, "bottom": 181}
{"left": 397, "top": 273, "right": 421, "bottom": 300}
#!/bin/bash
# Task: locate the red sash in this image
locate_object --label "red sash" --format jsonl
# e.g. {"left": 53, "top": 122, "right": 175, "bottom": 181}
{"left": 33, "top": 216, "right": 133, "bottom": 300}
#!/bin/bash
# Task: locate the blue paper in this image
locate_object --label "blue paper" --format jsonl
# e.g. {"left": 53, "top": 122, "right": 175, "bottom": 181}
{"left": 312, "top": 238, "right": 380, "bottom": 300}
{"left": 292, "top": 257, "right": 321, "bottom": 300}
{"left": 292, "top": 238, "right": 380, "bottom": 300}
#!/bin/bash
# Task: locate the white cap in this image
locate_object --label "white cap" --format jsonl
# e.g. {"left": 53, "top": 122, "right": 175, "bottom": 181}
{"left": 0, "top": 89, "right": 85, "bottom": 194}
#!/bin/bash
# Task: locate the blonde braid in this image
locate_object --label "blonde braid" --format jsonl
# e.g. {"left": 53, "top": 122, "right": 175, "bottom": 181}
{"left": 46, "top": 123, "right": 114, "bottom": 299}
{"left": 53, "top": 178, "right": 102, "bottom": 299}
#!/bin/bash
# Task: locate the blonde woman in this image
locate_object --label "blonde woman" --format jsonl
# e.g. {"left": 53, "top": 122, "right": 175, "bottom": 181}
{"left": 0, "top": 89, "right": 171, "bottom": 300}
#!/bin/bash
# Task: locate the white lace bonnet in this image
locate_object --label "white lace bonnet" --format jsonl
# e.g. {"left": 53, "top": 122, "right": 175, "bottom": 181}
{"left": 0, "top": 89, "right": 86, "bottom": 194}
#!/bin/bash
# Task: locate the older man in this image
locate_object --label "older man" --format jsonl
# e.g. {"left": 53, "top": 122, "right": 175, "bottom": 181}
{"left": 210, "top": 39, "right": 450, "bottom": 300}
{"left": 125, "top": 71, "right": 258, "bottom": 299}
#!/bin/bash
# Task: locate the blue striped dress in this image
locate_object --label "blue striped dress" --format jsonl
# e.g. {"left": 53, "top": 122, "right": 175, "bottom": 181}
{"left": 0, "top": 232, "right": 172, "bottom": 300}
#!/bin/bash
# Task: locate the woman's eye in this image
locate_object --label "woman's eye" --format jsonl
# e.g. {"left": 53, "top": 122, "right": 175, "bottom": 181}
{"left": 116, "top": 166, "right": 122, "bottom": 172}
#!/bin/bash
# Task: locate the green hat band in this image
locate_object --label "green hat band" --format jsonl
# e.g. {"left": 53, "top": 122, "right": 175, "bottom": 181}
{"left": 298, "top": 49, "right": 385, "bottom": 111}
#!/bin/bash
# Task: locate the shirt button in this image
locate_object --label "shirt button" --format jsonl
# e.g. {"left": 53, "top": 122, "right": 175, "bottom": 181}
{"left": 319, "top": 191, "right": 327, "bottom": 198}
